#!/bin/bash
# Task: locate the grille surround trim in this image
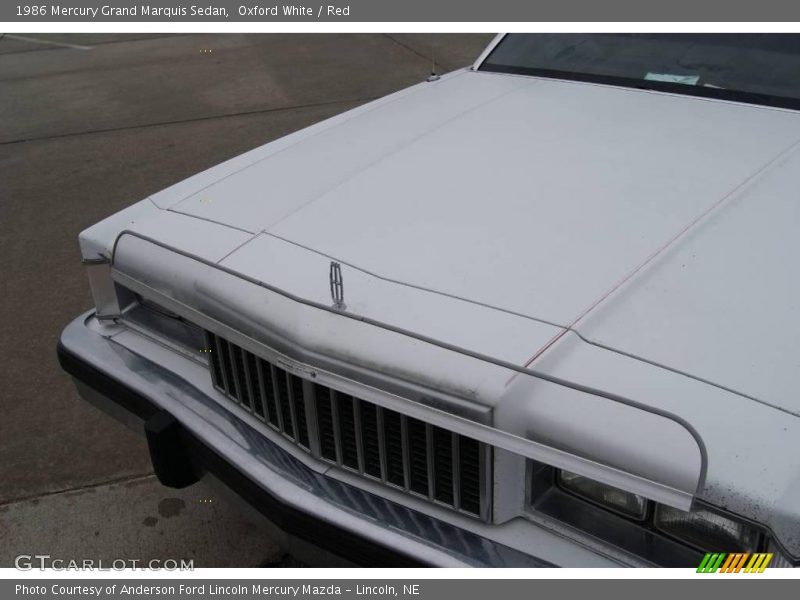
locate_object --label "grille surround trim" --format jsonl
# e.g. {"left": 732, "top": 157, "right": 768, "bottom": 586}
{"left": 205, "top": 330, "right": 492, "bottom": 521}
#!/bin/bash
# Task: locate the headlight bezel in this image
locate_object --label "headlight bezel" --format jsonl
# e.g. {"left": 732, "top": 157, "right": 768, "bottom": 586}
{"left": 527, "top": 460, "right": 796, "bottom": 567}
{"left": 652, "top": 502, "right": 764, "bottom": 555}
{"left": 556, "top": 469, "right": 650, "bottom": 521}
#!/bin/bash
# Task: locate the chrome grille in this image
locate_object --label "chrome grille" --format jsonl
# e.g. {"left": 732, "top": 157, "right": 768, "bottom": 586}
{"left": 205, "top": 331, "right": 491, "bottom": 520}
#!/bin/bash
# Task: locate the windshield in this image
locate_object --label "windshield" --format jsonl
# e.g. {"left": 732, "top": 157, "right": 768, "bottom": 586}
{"left": 480, "top": 34, "right": 800, "bottom": 110}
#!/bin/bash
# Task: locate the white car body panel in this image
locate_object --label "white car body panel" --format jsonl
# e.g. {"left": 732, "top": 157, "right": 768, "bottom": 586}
{"left": 74, "top": 54, "right": 800, "bottom": 561}
{"left": 576, "top": 145, "right": 800, "bottom": 416}
{"left": 160, "top": 71, "right": 800, "bottom": 412}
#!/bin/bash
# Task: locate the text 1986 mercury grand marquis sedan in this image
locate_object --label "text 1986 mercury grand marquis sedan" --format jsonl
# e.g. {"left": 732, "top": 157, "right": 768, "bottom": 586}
{"left": 59, "top": 34, "right": 800, "bottom": 567}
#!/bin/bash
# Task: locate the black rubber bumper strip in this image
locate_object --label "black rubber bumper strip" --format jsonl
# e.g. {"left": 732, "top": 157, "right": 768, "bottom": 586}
{"left": 57, "top": 341, "right": 427, "bottom": 567}
{"left": 145, "top": 410, "right": 203, "bottom": 489}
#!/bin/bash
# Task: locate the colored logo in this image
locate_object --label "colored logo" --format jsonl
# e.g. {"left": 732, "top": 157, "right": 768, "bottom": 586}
{"left": 697, "top": 552, "right": 773, "bottom": 573}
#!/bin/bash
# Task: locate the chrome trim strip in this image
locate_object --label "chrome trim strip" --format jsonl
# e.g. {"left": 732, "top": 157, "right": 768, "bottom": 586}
{"left": 255, "top": 358, "right": 271, "bottom": 422}
{"left": 214, "top": 335, "right": 231, "bottom": 395}
{"left": 270, "top": 364, "right": 285, "bottom": 433}
{"left": 286, "top": 371, "right": 300, "bottom": 441}
{"left": 304, "top": 378, "right": 322, "bottom": 457}
{"left": 480, "top": 444, "right": 493, "bottom": 523}
{"left": 331, "top": 389, "right": 343, "bottom": 466}
{"left": 110, "top": 230, "right": 708, "bottom": 497}
{"left": 353, "top": 397, "right": 366, "bottom": 474}
{"left": 452, "top": 432, "right": 461, "bottom": 512}
{"left": 228, "top": 344, "right": 244, "bottom": 406}
{"left": 241, "top": 349, "right": 256, "bottom": 413}
{"left": 112, "top": 254, "right": 700, "bottom": 509}
{"left": 376, "top": 406, "right": 388, "bottom": 483}
{"left": 425, "top": 423, "right": 435, "bottom": 502}
{"left": 400, "top": 414, "right": 410, "bottom": 492}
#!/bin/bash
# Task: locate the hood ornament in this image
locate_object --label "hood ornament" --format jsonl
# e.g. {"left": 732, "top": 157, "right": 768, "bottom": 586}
{"left": 329, "top": 261, "right": 346, "bottom": 310}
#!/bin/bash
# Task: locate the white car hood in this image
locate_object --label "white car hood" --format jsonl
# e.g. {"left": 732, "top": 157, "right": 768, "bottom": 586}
{"left": 94, "top": 69, "right": 800, "bottom": 553}
{"left": 161, "top": 70, "right": 800, "bottom": 416}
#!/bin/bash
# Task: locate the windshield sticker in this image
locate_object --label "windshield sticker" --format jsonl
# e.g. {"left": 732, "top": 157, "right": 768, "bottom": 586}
{"left": 644, "top": 72, "right": 700, "bottom": 85}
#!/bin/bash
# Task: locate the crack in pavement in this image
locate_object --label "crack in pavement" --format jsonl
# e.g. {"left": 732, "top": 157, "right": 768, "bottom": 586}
{"left": 0, "top": 34, "right": 187, "bottom": 56}
{"left": 0, "top": 96, "right": 376, "bottom": 146}
{"left": 382, "top": 34, "right": 456, "bottom": 73}
{"left": 0, "top": 473, "right": 155, "bottom": 508}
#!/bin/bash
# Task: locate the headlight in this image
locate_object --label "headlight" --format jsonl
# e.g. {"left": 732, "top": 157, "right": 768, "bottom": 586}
{"left": 557, "top": 470, "right": 647, "bottom": 520}
{"left": 533, "top": 466, "right": 796, "bottom": 566}
{"left": 655, "top": 504, "right": 762, "bottom": 553}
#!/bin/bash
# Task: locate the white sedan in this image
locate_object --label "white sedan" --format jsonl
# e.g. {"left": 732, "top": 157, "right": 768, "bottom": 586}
{"left": 59, "top": 33, "right": 800, "bottom": 567}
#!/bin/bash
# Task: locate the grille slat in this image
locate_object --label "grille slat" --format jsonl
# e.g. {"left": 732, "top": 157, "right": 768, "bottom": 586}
{"left": 275, "top": 368, "right": 293, "bottom": 439}
{"left": 383, "top": 410, "right": 406, "bottom": 487}
{"left": 205, "top": 330, "right": 489, "bottom": 519}
{"left": 315, "top": 385, "right": 337, "bottom": 461}
{"left": 432, "top": 428, "right": 455, "bottom": 504}
{"left": 407, "top": 418, "right": 430, "bottom": 496}
{"left": 259, "top": 359, "right": 279, "bottom": 427}
{"left": 290, "top": 374, "right": 309, "bottom": 447}
{"left": 246, "top": 352, "right": 264, "bottom": 418}
{"left": 228, "top": 345, "right": 246, "bottom": 405}
{"left": 241, "top": 351, "right": 257, "bottom": 413}
{"left": 337, "top": 393, "right": 359, "bottom": 470}
{"left": 207, "top": 333, "right": 224, "bottom": 389}
{"left": 457, "top": 436, "right": 482, "bottom": 515}
{"left": 216, "top": 337, "right": 234, "bottom": 396}
{"left": 269, "top": 365, "right": 285, "bottom": 430}
{"left": 359, "top": 401, "right": 382, "bottom": 478}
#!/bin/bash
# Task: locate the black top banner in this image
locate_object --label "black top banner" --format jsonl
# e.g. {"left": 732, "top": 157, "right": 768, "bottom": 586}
{"left": 4, "top": 0, "right": 800, "bottom": 22}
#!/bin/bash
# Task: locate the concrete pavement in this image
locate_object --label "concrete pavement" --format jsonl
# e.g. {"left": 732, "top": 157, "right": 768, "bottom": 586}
{"left": 0, "top": 33, "right": 494, "bottom": 567}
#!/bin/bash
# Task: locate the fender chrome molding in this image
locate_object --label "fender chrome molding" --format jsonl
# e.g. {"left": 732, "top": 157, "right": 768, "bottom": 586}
{"left": 110, "top": 230, "right": 707, "bottom": 510}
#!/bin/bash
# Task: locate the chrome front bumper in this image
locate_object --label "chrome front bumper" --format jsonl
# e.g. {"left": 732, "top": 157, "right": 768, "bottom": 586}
{"left": 58, "top": 311, "right": 624, "bottom": 567}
